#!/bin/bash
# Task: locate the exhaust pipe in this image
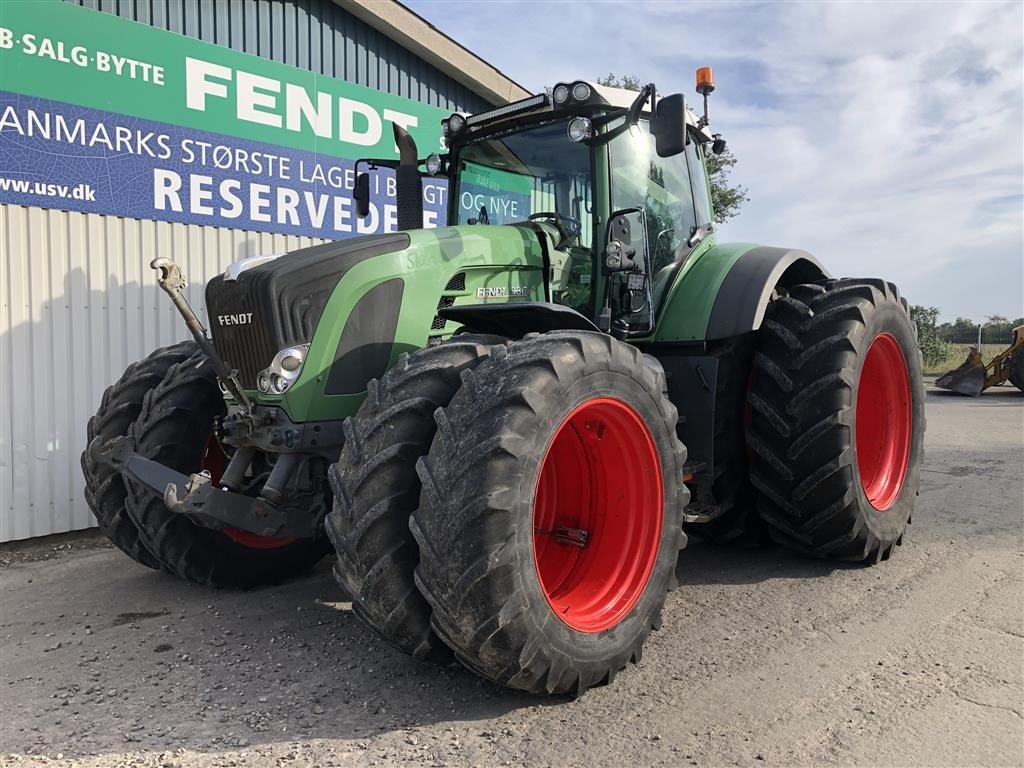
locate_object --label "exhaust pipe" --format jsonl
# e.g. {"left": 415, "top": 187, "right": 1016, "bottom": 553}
{"left": 392, "top": 123, "right": 423, "bottom": 231}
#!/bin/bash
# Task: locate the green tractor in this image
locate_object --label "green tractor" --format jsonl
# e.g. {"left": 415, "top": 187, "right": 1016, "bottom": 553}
{"left": 84, "top": 71, "right": 925, "bottom": 695}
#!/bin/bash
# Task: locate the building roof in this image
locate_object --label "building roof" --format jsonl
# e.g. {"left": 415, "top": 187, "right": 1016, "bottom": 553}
{"left": 336, "top": 0, "right": 531, "bottom": 106}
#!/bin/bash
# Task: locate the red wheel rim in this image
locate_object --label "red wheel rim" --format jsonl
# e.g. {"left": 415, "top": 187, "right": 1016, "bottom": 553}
{"left": 199, "top": 435, "right": 297, "bottom": 549}
{"left": 532, "top": 398, "right": 663, "bottom": 633}
{"left": 856, "top": 333, "right": 912, "bottom": 511}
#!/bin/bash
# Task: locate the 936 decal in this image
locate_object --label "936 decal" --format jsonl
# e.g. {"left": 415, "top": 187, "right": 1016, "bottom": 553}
{"left": 476, "top": 286, "right": 529, "bottom": 299}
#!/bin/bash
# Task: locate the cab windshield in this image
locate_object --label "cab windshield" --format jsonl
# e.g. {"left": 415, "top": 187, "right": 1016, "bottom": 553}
{"left": 453, "top": 121, "right": 593, "bottom": 249}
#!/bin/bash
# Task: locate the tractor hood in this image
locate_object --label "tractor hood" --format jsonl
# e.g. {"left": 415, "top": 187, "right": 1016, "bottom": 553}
{"left": 205, "top": 224, "right": 550, "bottom": 421}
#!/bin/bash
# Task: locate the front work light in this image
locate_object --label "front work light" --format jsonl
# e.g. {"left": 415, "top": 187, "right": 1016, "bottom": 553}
{"left": 447, "top": 113, "right": 466, "bottom": 134}
{"left": 425, "top": 153, "right": 443, "bottom": 175}
{"left": 553, "top": 84, "right": 570, "bottom": 104}
{"left": 571, "top": 82, "right": 592, "bottom": 101}
{"left": 567, "top": 117, "right": 593, "bottom": 143}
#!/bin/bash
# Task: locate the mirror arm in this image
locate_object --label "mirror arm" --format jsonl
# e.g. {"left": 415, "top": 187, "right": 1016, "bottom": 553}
{"left": 590, "top": 85, "right": 657, "bottom": 147}
{"left": 687, "top": 223, "right": 714, "bottom": 248}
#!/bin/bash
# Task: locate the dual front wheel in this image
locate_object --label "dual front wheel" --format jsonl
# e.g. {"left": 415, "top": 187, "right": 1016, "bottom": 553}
{"left": 329, "top": 331, "right": 687, "bottom": 694}
{"left": 81, "top": 343, "right": 332, "bottom": 589}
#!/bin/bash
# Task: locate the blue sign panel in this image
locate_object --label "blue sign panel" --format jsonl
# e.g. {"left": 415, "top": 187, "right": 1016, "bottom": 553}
{"left": 0, "top": 92, "right": 448, "bottom": 237}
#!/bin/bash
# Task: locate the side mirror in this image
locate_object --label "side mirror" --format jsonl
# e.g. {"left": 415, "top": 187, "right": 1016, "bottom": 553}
{"left": 353, "top": 172, "right": 370, "bottom": 218}
{"left": 712, "top": 135, "right": 727, "bottom": 155}
{"left": 652, "top": 93, "right": 686, "bottom": 158}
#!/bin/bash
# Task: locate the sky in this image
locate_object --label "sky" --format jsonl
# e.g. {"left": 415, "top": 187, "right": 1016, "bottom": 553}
{"left": 407, "top": 0, "right": 1024, "bottom": 322}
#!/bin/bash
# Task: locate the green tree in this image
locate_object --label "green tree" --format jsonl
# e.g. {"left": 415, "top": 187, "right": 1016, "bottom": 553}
{"left": 597, "top": 73, "right": 748, "bottom": 223}
{"left": 910, "top": 305, "right": 954, "bottom": 367}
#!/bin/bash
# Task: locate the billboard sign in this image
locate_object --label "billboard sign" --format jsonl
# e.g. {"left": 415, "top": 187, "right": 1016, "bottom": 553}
{"left": 0, "top": 0, "right": 450, "bottom": 237}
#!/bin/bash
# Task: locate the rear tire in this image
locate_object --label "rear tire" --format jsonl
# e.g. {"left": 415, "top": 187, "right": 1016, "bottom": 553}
{"left": 325, "top": 334, "right": 506, "bottom": 661}
{"left": 411, "top": 332, "right": 688, "bottom": 695}
{"left": 1008, "top": 347, "right": 1024, "bottom": 392}
{"left": 81, "top": 341, "right": 197, "bottom": 570}
{"left": 747, "top": 279, "right": 925, "bottom": 563}
{"left": 125, "top": 352, "right": 331, "bottom": 588}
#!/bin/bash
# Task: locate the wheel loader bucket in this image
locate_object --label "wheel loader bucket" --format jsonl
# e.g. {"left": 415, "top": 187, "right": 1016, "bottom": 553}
{"left": 935, "top": 348, "right": 986, "bottom": 396}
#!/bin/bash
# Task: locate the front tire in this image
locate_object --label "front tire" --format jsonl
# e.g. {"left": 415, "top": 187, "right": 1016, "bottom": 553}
{"left": 747, "top": 279, "right": 925, "bottom": 563}
{"left": 411, "top": 332, "right": 688, "bottom": 695}
{"left": 81, "top": 341, "right": 198, "bottom": 570}
{"left": 125, "top": 353, "right": 331, "bottom": 588}
{"left": 325, "top": 334, "right": 505, "bottom": 661}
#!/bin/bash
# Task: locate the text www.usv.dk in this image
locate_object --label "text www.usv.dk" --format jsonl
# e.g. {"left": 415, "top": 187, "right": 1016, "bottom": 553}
{"left": 0, "top": 177, "right": 97, "bottom": 201}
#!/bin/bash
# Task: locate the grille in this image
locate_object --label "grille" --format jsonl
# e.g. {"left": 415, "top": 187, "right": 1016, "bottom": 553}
{"left": 206, "top": 278, "right": 278, "bottom": 388}
{"left": 430, "top": 272, "right": 465, "bottom": 332}
{"left": 444, "top": 272, "right": 466, "bottom": 291}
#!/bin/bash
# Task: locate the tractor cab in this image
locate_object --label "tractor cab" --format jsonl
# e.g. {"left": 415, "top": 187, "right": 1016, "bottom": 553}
{"left": 354, "top": 75, "right": 724, "bottom": 340}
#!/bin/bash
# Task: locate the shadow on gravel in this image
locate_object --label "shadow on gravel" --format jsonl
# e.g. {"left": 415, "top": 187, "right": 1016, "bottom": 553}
{"left": 675, "top": 538, "right": 855, "bottom": 587}
{"left": 927, "top": 387, "right": 1023, "bottom": 404}
{"left": 3, "top": 537, "right": 874, "bottom": 762}
{"left": 1, "top": 554, "right": 565, "bottom": 761}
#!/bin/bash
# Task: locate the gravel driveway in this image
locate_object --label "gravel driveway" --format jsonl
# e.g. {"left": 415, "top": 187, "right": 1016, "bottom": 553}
{"left": 2, "top": 384, "right": 1022, "bottom": 768}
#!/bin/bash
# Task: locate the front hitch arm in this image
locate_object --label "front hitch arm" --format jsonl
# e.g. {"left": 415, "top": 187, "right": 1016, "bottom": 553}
{"left": 95, "top": 436, "right": 323, "bottom": 539}
{"left": 150, "top": 257, "right": 252, "bottom": 413}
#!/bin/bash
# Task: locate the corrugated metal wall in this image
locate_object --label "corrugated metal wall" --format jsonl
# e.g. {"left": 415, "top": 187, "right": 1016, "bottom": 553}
{"left": 0, "top": 205, "right": 327, "bottom": 541}
{"left": 69, "top": 0, "right": 491, "bottom": 115}
{"left": 1, "top": 1, "right": 492, "bottom": 541}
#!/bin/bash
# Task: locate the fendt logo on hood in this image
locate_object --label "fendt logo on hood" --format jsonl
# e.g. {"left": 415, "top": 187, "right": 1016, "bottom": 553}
{"left": 217, "top": 312, "right": 254, "bottom": 326}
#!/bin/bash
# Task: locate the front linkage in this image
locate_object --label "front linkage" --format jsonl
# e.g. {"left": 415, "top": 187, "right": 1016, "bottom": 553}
{"left": 92, "top": 259, "right": 335, "bottom": 541}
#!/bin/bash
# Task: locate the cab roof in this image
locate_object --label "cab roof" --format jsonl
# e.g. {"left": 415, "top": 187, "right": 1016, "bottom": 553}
{"left": 450, "top": 80, "right": 714, "bottom": 143}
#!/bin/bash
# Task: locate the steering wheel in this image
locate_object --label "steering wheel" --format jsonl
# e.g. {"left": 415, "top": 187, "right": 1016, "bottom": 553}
{"left": 528, "top": 212, "right": 582, "bottom": 240}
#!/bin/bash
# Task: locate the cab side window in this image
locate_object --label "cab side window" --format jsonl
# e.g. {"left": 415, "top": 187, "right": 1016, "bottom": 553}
{"left": 610, "top": 123, "right": 697, "bottom": 275}
{"left": 687, "top": 139, "right": 713, "bottom": 227}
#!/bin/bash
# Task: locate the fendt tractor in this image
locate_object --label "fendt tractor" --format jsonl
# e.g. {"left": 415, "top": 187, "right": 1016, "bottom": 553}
{"left": 84, "top": 70, "right": 925, "bottom": 695}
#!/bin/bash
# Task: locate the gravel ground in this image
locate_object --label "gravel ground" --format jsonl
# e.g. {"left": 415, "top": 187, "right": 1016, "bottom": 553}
{"left": 1, "top": 384, "right": 1022, "bottom": 768}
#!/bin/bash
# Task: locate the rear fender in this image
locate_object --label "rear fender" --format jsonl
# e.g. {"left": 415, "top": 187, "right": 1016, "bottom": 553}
{"left": 654, "top": 242, "right": 829, "bottom": 342}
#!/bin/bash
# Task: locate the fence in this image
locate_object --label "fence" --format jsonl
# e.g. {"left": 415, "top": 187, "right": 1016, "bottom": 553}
{"left": 939, "top": 327, "right": 1016, "bottom": 346}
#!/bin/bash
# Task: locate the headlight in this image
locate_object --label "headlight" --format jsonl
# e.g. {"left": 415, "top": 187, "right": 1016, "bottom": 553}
{"left": 552, "top": 84, "right": 570, "bottom": 104}
{"left": 425, "top": 153, "right": 443, "bottom": 175}
{"left": 257, "top": 344, "right": 309, "bottom": 395}
{"left": 567, "top": 117, "right": 593, "bottom": 143}
{"left": 571, "top": 82, "right": 592, "bottom": 101}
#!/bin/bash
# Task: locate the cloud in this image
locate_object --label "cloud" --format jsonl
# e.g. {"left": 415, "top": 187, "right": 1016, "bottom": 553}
{"left": 408, "top": 0, "right": 1023, "bottom": 321}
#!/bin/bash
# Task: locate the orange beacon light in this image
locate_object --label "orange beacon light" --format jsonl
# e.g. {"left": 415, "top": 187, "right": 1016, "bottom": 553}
{"left": 696, "top": 66, "right": 715, "bottom": 95}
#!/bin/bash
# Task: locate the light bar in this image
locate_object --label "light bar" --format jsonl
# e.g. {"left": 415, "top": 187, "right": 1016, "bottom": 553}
{"left": 466, "top": 94, "right": 548, "bottom": 127}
